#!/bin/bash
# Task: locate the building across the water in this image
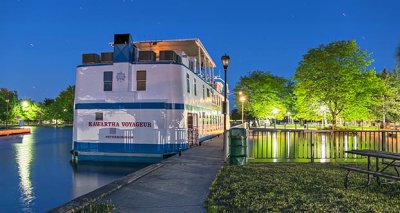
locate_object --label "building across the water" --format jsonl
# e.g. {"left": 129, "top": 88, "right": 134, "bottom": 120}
{"left": 72, "top": 34, "right": 229, "bottom": 162}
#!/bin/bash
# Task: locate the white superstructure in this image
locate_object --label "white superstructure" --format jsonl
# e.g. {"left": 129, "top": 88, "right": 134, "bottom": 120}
{"left": 72, "top": 34, "right": 229, "bottom": 162}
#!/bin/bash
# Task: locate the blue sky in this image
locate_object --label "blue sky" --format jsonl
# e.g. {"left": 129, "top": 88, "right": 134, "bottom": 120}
{"left": 1, "top": 0, "right": 399, "bottom": 104}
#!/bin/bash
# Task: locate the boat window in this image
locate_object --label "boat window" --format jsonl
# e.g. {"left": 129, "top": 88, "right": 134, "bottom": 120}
{"left": 95, "top": 112, "right": 103, "bottom": 121}
{"left": 207, "top": 88, "right": 210, "bottom": 97}
{"left": 137, "top": 70, "right": 146, "bottom": 91}
{"left": 110, "top": 128, "right": 116, "bottom": 134}
{"left": 203, "top": 85, "right": 205, "bottom": 99}
{"left": 194, "top": 79, "right": 197, "bottom": 96}
{"left": 186, "top": 73, "right": 190, "bottom": 93}
{"left": 103, "top": 71, "right": 113, "bottom": 91}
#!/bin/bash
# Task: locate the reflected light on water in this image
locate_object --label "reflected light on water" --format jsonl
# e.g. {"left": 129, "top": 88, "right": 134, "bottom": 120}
{"left": 272, "top": 133, "right": 277, "bottom": 158}
{"left": 16, "top": 134, "right": 35, "bottom": 211}
{"left": 344, "top": 135, "right": 348, "bottom": 157}
{"left": 354, "top": 135, "right": 358, "bottom": 149}
{"left": 287, "top": 132, "right": 290, "bottom": 157}
{"left": 321, "top": 134, "right": 326, "bottom": 161}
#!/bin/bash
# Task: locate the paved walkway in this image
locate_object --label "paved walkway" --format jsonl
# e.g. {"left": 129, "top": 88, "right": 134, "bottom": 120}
{"left": 104, "top": 136, "right": 225, "bottom": 213}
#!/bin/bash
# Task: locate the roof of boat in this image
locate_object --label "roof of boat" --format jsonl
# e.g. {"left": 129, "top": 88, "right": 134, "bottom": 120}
{"left": 134, "top": 38, "right": 216, "bottom": 68}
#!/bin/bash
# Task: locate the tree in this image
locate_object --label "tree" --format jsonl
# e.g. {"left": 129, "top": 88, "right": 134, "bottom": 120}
{"left": 41, "top": 98, "right": 56, "bottom": 121}
{"left": 18, "top": 99, "right": 43, "bottom": 122}
{"left": 0, "top": 88, "right": 18, "bottom": 125}
{"left": 54, "top": 85, "right": 75, "bottom": 123}
{"left": 374, "top": 67, "right": 400, "bottom": 123}
{"left": 234, "top": 71, "right": 290, "bottom": 124}
{"left": 230, "top": 109, "right": 241, "bottom": 121}
{"left": 293, "top": 40, "right": 383, "bottom": 129}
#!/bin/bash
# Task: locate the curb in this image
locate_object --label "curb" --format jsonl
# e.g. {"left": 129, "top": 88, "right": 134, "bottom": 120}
{"left": 48, "top": 163, "right": 163, "bottom": 213}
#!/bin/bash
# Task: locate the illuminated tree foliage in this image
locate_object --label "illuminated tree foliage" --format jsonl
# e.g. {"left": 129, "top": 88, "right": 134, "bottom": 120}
{"left": 0, "top": 86, "right": 75, "bottom": 125}
{"left": 41, "top": 85, "right": 75, "bottom": 124}
{"left": 234, "top": 71, "right": 290, "bottom": 122}
{"left": 54, "top": 85, "right": 75, "bottom": 123}
{"left": 293, "top": 40, "right": 383, "bottom": 128}
{"left": 0, "top": 88, "right": 18, "bottom": 124}
{"left": 19, "top": 99, "right": 43, "bottom": 122}
{"left": 374, "top": 67, "right": 400, "bottom": 123}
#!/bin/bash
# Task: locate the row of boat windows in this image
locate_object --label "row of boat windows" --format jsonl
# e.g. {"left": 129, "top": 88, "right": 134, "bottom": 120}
{"left": 186, "top": 73, "right": 222, "bottom": 106}
{"left": 103, "top": 71, "right": 146, "bottom": 91}
{"left": 200, "top": 113, "right": 223, "bottom": 126}
{"left": 102, "top": 71, "right": 221, "bottom": 106}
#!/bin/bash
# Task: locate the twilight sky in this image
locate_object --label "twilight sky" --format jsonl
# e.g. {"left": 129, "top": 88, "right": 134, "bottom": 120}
{"left": 1, "top": 0, "right": 399, "bottom": 104}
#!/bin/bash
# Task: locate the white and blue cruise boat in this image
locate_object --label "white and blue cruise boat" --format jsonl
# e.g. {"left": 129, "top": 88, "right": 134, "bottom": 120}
{"left": 72, "top": 34, "right": 229, "bottom": 162}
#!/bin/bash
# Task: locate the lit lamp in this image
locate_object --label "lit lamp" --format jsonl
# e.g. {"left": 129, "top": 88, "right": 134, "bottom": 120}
{"left": 5, "top": 99, "right": 9, "bottom": 129}
{"left": 221, "top": 54, "right": 230, "bottom": 152}
{"left": 272, "top": 108, "right": 278, "bottom": 129}
{"left": 239, "top": 96, "right": 246, "bottom": 126}
{"left": 22, "top": 100, "right": 29, "bottom": 109}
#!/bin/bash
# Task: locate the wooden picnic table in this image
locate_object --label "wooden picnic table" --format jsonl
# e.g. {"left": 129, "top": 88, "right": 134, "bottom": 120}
{"left": 342, "top": 149, "right": 400, "bottom": 188}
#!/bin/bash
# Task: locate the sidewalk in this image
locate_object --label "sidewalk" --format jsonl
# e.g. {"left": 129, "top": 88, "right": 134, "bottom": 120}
{"left": 103, "top": 135, "right": 225, "bottom": 213}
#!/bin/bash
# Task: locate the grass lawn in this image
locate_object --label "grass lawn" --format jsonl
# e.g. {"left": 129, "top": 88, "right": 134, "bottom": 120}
{"left": 205, "top": 163, "right": 400, "bottom": 212}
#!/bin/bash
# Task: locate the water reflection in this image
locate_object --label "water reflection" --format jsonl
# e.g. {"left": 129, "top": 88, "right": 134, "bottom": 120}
{"left": 354, "top": 135, "right": 358, "bottom": 150}
{"left": 70, "top": 162, "right": 149, "bottom": 197}
{"left": 16, "top": 133, "right": 35, "bottom": 211}
{"left": 287, "top": 132, "right": 291, "bottom": 157}
{"left": 321, "top": 134, "right": 326, "bottom": 161}
{"left": 0, "top": 127, "right": 147, "bottom": 212}
{"left": 272, "top": 132, "right": 277, "bottom": 158}
{"left": 252, "top": 130, "right": 400, "bottom": 161}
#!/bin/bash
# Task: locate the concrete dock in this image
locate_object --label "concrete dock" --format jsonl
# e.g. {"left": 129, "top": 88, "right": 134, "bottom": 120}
{"left": 103, "top": 135, "right": 225, "bottom": 212}
{"left": 0, "top": 128, "right": 31, "bottom": 136}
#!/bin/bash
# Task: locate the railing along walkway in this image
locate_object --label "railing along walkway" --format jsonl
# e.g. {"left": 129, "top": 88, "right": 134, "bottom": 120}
{"left": 248, "top": 128, "right": 400, "bottom": 162}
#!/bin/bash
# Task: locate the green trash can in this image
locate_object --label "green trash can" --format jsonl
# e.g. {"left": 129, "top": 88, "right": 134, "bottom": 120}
{"left": 229, "top": 128, "right": 247, "bottom": 165}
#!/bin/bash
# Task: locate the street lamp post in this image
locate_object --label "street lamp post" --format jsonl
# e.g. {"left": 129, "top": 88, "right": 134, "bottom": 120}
{"left": 239, "top": 96, "right": 246, "bottom": 126}
{"left": 221, "top": 54, "right": 230, "bottom": 153}
{"left": 5, "top": 99, "right": 9, "bottom": 129}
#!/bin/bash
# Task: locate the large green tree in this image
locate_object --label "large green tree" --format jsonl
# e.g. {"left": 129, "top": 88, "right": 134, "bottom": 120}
{"left": 374, "top": 67, "right": 400, "bottom": 123}
{"left": 234, "top": 71, "right": 290, "bottom": 123}
{"left": 54, "top": 85, "right": 75, "bottom": 123}
{"left": 18, "top": 99, "right": 43, "bottom": 122}
{"left": 293, "top": 40, "right": 383, "bottom": 128}
{"left": 0, "top": 88, "right": 18, "bottom": 125}
{"left": 41, "top": 98, "right": 56, "bottom": 121}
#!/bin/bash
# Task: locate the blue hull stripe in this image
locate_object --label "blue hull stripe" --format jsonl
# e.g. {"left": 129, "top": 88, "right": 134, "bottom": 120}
{"left": 75, "top": 102, "right": 185, "bottom": 110}
{"left": 74, "top": 142, "right": 188, "bottom": 154}
{"left": 76, "top": 155, "right": 163, "bottom": 163}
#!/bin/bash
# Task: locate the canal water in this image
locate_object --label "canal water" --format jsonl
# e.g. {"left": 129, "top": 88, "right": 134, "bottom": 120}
{"left": 249, "top": 130, "right": 400, "bottom": 162}
{"left": 0, "top": 127, "right": 149, "bottom": 212}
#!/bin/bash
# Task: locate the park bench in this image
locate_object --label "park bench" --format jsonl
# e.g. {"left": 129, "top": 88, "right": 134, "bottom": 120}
{"left": 342, "top": 150, "right": 400, "bottom": 188}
